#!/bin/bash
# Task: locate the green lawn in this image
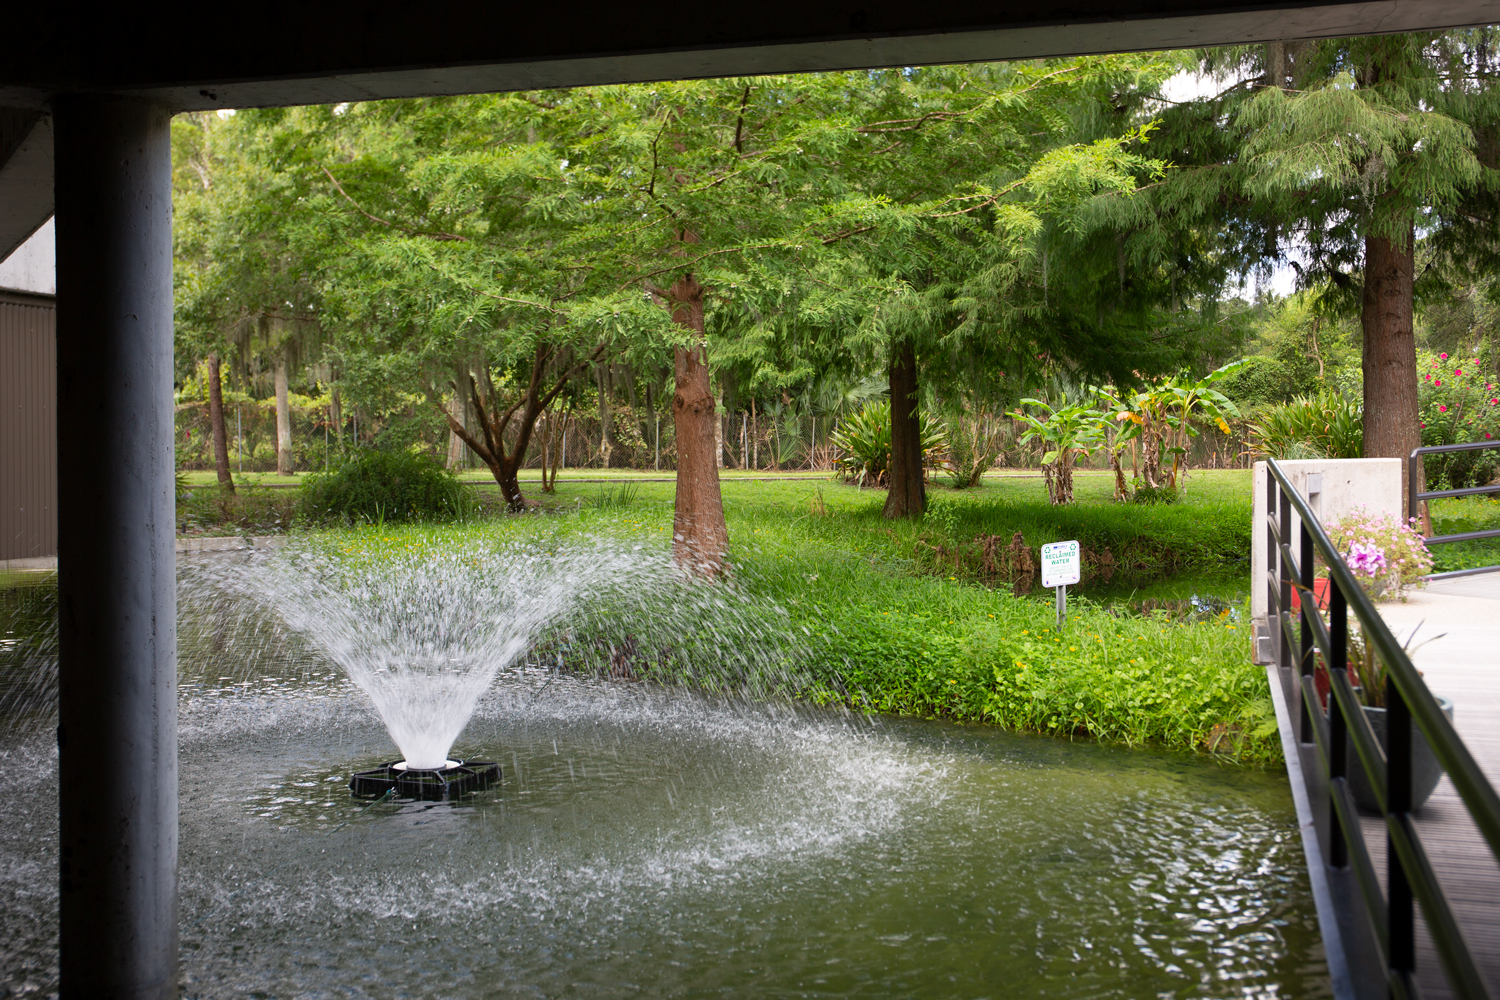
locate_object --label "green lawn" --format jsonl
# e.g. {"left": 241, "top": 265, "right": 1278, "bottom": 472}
{"left": 283, "top": 470, "right": 1272, "bottom": 763}
{"left": 1428, "top": 494, "right": 1500, "bottom": 573}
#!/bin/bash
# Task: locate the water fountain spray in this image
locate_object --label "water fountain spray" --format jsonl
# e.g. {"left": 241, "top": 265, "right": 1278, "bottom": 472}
{"left": 196, "top": 536, "right": 658, "bottom": 795}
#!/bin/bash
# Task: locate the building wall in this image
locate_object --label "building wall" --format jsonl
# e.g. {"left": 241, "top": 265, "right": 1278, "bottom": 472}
{"left": 1, "top": 290, "right": 57, "bottom": 560}
{"left": 0, "top": 217, "right": 55, "bottom": 296}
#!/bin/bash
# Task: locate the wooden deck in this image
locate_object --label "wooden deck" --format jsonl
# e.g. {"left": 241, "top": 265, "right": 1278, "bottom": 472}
{"left": 1369, "top": 573, "right": 1500, "bottom": 999}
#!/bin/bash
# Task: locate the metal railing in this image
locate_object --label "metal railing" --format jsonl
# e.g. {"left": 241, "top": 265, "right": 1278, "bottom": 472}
{"left": 1409, "top": 441, "right": 1500, "bottom": 580}
{"left": 1267, "top": 457, "right": 1500, "bottom": 999}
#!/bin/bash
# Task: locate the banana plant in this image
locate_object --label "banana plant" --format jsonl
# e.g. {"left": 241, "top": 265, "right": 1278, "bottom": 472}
{"left": 1009, "top": 394, "right": 1103, "bottom": 504}
{"left": 1111, "top": 360, "right": 1245, "bottom": 492}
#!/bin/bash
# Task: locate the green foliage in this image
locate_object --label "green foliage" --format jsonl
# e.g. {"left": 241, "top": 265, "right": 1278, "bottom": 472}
{"left": 1215, "top": 355, "right": 1302, "bottom": 407}
{"left": 1427, "top": 496, "right": 1500, "bottom": 573}
{"left": 1132, "top": 484, "right": 1182, "bottom": 505}
{"left": 943, "top": 416, "right": 1003, "bottom": 488}
{"left": 307, "top": 472, "right": 1273, "bottom": 762}
{"left": 298, "top": 450, "right": 472, "bottom": 525}
{"left": 589, "top": 482, "right": 642, "bottom": 509}
{"left": 831, "top": 400, "right": 946, "bottom": 487}
{"left": 1010, "top": 394, "right": 1103, "bottom": 504}
{"left": 178, "top": 483, "right": 302, "bottom": 535}
{"left": 1248, "top": 391, "right": 1363, "bottom": 460}
{"left": 1418, "top": 349, "right": 1500, "bottom": 487}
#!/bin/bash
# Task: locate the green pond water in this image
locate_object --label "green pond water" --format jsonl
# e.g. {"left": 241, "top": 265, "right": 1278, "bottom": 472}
{"left": 0, "top": 574, "right": 1323, "bottom": 999}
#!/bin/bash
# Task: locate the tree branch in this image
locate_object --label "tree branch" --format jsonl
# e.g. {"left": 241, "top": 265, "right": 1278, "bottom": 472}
{"left": 320, "top": 164, "right": 471, "bottom": 242}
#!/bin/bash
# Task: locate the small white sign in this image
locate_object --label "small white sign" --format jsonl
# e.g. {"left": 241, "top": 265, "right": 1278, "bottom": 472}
{"left": 1040, "top": 540, "right": 1081, "bottom": 589}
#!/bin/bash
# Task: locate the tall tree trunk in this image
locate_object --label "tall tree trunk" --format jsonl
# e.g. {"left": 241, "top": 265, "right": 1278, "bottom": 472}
{"left": 446, "top": 395, "right": 466, "bottom": 469}
{"left": 668, "top": 273, "right": 728, "bottom": 576}
{"left": 1361, "top": 225, "right": 1421, "bottom": 510}
{"left": 714, "top": 385, "right": 724, "bottom": 469}
{"left": 274, "top": 350, "right": 294, "bottom": 475}
{"left": 597, "top": 362, "right": 614, "bottom": 468}
{"left": 206, "top": 353, "right": 234, "bottom": 493}
{"left": 883, "top": 341, "right": 925, "bottom": 519}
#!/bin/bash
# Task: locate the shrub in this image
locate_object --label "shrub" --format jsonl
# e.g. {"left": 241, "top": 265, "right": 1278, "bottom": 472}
{"left": 179, "top": 483, "right": 301, "bottom": 534}
{"left": 1248, "top": 390, "right": 1362, "bottom": 460}
{"left": 831, "top": 400, "right": 947, "bottom": 487}
{"left": 944, "top": 416, "right": 1003, "bottom": 488}
{"left": 1217, "top": 354, "right": 1300, "bottom": 407}
{"left": 1131, "top": 483, "right": 1181, "bottom": 505}
{"left": 1418, "top": 350, "right": 1500, "bottom": 488}
{"left": 299, "top": 450, "right": 472, "bottom": 525}
{"left": 1324, "top": 506, "right": 1432, "bottom": 600}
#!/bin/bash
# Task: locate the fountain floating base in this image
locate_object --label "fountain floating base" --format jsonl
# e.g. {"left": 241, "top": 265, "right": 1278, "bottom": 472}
{"left": 349, "top": 760, "right": 502, "bottom": 801}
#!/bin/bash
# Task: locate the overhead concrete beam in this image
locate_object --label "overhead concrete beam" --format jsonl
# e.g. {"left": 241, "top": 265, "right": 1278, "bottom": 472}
{"left": 0, "top": 0, "right": 1497, "bottom": 112}
{"left": 0, "top": 111, "right": 53, "bottom": 261}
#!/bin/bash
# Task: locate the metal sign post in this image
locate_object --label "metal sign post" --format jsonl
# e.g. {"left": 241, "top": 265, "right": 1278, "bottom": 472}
{"left": 1040, "top": 540, "right": 1082, "bottom": 631}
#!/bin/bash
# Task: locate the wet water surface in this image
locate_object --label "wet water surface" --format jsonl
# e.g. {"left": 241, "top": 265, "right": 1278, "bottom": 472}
{"left": 2, "top": 659, "right": 1326, "bottom": 999}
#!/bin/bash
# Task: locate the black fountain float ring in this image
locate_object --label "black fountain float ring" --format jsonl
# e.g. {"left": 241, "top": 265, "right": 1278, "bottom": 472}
{"left": 349, "top": 759, "right": 502, "bottom": 801}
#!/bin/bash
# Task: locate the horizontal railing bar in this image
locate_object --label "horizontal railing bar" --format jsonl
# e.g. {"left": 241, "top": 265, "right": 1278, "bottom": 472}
{"left": 1424, "top": 565, "right": 1500, "bottom": 582}
{"left": 1267, "top": 459, "right": 1500, "bottom": 863}
{"left": 1328, "top": 669, "right": 1388, "bottom": 814}
{"left": 1416, "top": 483, "right": 1500, "bottom": 503}
{"left": 1412, "top": 441, "right": 1500, "bottom": 457}
{"left": 1388, "top": 812, "right": 1495, "bottom": 1000}
{"left": 1424, "top": 528, "right": 1500, "bottom": 546}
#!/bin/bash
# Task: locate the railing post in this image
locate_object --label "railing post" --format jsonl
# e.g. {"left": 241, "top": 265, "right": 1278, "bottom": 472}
{"left": 1329, "top": 582, "right": 1348, "bottom": 868}
{"left": 1266, "top": 469, "right": 1279, "bottom": 661}
{"left": 1299, "top": 510, "right": 1315, "bottom": 743}
{"left": 1387, "top": 675, "right": 1415, "bottom": 992}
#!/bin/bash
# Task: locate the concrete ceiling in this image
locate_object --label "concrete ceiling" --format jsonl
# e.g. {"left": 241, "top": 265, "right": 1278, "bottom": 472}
{"left": 3, "top": 0, "right": 1498, "bottom": 260}
{"left": 2, "top": 0, "right": 1499, "bottom": 112}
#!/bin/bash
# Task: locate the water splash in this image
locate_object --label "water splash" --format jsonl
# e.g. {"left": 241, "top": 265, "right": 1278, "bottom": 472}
{"left": 184, "top": 535, "right": 819, "bottom": 769}
{"left": 190, "top": 537, "right": 673, "bottom": 768}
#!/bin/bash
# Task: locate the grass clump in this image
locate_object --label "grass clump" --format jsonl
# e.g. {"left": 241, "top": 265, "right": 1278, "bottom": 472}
{"left": 299, "top": 450, "right": 472, "bottom": 526}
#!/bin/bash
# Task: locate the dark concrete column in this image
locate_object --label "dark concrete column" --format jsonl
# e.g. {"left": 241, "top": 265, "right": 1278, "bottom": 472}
{"left": 54, "top": 95, "right": 178, "bottom": 1000}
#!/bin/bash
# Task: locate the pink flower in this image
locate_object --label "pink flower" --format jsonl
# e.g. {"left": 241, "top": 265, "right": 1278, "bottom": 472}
{"left": 1487, "top": 433, "right": 1494, "bottom": 440}
{"left": 1439, "top": 405, "right": 1448, "bottom": 412}
{"left": 1347, "top": 542, "right": 1388, "bottom": 578}
{"left": 1435, "top": 380, "right": 1442, "bottom": 386}
{"left": 1426, "top": 374, "right": 1432, "bottom": 380}
{"left": 1491, "top": 399, "right": 1498, "bottom": 405}
{"left": 1441, "top": 353, "right": 1450, "bottom": 360}
{"left": 1421, "top": 422, "right": 1427, "bottom": 428}
{"left": 1456, "top": 368, "right": 1463, "bottom": 375}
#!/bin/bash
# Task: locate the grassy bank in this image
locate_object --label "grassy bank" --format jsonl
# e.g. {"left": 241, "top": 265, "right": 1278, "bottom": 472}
{"left": 1429, "top": 495, "right": 1500, "bottom": 573}
{"left": 286, "top": 471, "right": 1273, "bottom": 763}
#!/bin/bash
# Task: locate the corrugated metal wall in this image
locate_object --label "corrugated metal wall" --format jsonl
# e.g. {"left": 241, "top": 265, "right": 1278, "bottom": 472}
{"left": 1, "top": 291, "right": 56, "bottom": 560}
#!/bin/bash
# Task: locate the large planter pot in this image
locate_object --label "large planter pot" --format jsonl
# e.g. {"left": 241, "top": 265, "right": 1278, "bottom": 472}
{"left": 1346, "top": 698, "right": 1454, "bottom": 812}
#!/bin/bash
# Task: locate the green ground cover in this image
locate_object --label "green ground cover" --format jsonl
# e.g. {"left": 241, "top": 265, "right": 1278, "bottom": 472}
{"left": 289, "top": 471, "right": 1273, "bottom": 763}
{"left": 1428, "top": 495, "right": 1500, "bottom": 573}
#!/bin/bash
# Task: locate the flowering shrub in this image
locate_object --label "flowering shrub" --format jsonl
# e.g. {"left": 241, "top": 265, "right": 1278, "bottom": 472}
{"left": 1418, "top": 350, "right": 1500, "bottom": 488}
{"left": 1324, "top": 506, "right": 1432, "bottom": 600}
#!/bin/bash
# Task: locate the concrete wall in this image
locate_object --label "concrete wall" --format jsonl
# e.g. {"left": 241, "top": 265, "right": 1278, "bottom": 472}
{"left": 0, "top": 216, "right": 54, "bottom": 295}
{"left": 1251, "top": 458, "right": 1402, "bottom": 631}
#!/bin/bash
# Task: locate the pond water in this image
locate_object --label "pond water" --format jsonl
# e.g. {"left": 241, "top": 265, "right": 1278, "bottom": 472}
{"left": 0, "top": 574, "right": 1325, "bottom": 999}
